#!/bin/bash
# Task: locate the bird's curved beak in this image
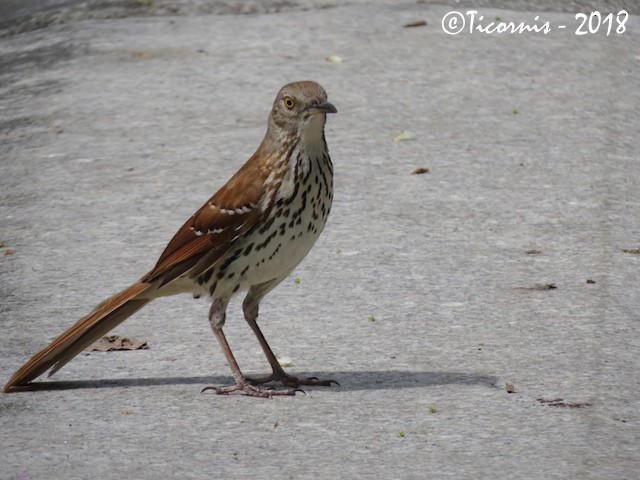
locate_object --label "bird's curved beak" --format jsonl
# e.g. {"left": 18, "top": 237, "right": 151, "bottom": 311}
{"left": 308, "top": 100, "right": 338, "bottom": 115}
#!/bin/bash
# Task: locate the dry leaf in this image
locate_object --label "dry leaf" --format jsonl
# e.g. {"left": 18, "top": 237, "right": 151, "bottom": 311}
{"left": 411, "top": 167, "right": 430, "bottom": 175}
{"left": 120, "top": 409, "right": 132, "bottom": 414}
{"left": 0, "top": 242, "right": 4, "bottom": 248}
{"left": 404, "top": 20, "right": 427, "bottom": 28}
{"left": 518, "top": 283, "right": 557, "bottom": 291}
{"left": 537, "top": 398, "right": 592, "bottom": 408}
{"left": 505, "top": 383, "right": 515, "bottom": 393}
{"left": 4, "top": 249, "right": 14, "bottom": 255}
{"left": 393, "top": 131, "right": 416, "bottom": 142}
{"left": 87, "top": 335, "right": 148, "bottom": 351}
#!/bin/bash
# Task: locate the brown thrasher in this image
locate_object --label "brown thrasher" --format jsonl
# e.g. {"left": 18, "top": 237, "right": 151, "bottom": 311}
{"left": 3, "top": 80, "right": 337, "bottom": 397}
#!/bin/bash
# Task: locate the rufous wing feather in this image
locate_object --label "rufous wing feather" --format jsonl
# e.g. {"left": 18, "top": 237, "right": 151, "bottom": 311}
{"left": 144, "top": 150, "right": 270, "bottom": 285}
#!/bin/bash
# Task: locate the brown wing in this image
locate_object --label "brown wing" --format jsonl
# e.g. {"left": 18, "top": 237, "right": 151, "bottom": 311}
{"left": 143, "top": 155, "right": 267, "bottom": 286}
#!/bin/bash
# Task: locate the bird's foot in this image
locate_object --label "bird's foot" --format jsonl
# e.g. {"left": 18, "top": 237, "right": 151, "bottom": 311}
{"left": 201, "top": 379, "right": 300, "bottom": 398}
{"left": 248, "top": 370, "right": 339, "bottom": 389}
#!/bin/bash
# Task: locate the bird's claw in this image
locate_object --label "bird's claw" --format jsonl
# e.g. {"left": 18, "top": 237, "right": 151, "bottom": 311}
{"left": 248, "top": 371, "right": 338, "bottom": 389}
{"left": 201, "top": 381, "right": 298, "bottom": 398}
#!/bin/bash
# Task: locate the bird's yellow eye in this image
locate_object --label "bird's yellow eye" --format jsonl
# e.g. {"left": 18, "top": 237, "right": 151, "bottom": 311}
{"left": 283, "top": 96, "right": 295, "bottom": 109}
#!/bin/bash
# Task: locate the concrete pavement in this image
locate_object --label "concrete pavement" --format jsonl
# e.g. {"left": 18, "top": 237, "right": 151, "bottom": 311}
{"left": 1, "top": 1, "right": 638, "bottom": 478}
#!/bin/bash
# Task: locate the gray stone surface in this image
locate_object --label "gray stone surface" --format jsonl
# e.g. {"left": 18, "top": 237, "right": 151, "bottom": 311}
{"left": 1, "top": 1, "right": 638, "bottom": 478}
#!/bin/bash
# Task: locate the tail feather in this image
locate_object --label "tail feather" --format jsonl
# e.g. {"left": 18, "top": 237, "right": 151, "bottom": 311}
{"left": 3, "top": 281, "right": 153, "bottom": 392}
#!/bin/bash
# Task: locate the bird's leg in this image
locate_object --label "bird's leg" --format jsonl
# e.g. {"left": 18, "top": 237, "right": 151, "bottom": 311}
{"left": 244, "top": 315, "right": 337, "bottom": 388}
{"left": 202, "top": 296, "right": 297, "bottom": 397}
{"left": 242, "top": 284, "right": 338, "bottom": 389}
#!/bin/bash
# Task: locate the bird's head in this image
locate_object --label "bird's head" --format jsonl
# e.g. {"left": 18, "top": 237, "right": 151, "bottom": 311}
{"left": 267, "top": 81, "right": 337, "bottom": 143}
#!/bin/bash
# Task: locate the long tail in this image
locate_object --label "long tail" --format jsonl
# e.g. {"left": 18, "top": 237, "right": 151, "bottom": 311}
{"left": 3, "top": 281, "right": 154, "bottom": 392}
